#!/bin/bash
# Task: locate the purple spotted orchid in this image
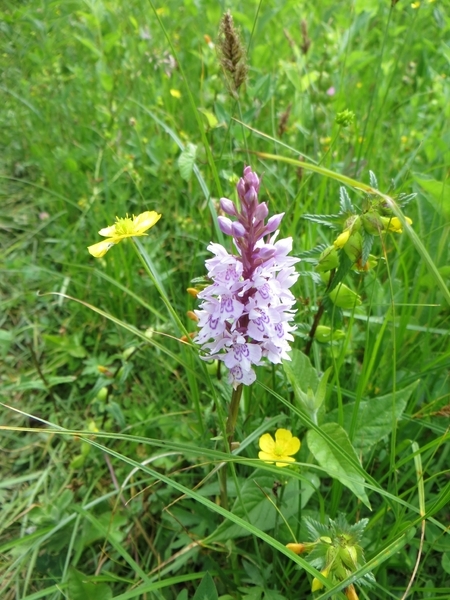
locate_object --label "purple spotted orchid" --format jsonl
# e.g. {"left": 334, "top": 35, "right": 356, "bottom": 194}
{"left": 195, "top": 166, "right": 299, "bottom": 388}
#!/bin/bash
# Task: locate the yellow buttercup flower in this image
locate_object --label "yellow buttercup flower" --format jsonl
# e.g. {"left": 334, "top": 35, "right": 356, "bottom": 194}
{"left": 88, "top": 211, "right": 161, "bottom": 258}
{"left": 258, "top": 428, "right": 300, "bottom": 467}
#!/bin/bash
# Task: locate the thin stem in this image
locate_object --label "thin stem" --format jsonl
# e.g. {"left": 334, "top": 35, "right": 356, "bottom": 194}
{"left": 219, "top": 384, "right": 244, "bottom": 511}
{"left": 226, "top": 384, "right": 244, "bottom": 447}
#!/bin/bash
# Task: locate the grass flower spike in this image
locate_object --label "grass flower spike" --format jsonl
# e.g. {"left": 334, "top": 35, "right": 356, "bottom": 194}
{"left": 258, "top": 428, "right": 300, "bottom": 467}
{"left": 195, "top": 167, "right": 299, "bottom": 388}
{"left": 88, "top": 211, "right": 161, "bottom": 258}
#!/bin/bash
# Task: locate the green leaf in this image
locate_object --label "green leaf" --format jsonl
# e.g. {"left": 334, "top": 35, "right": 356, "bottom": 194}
{"left": 211, "top": 472, "right": 316, "bottom": 541}
{"left": 307, "top": 422, "right": 371, "bottom": 508}
{"left": 193, "top": 572, "right": 218, "bottom": 600}
{"left": 67, "top": 568, "right": 112, "bottom": 600}
{"left": 339, "top": 187, "right": 354, "bottom": 213}
{"left": 325, "top": 381, "right": 418, "bottom": 454}
{"left": 442, "top": 552, "right": 450, "bottom": 575}
{"left": 414, "top": 174, "right": 450, "bottom": 219}
{"left": 283, "top": 349, "right": 320, "bottom": 420}
{"left": 178, "top": 142, "right": 197, "bottom": 181}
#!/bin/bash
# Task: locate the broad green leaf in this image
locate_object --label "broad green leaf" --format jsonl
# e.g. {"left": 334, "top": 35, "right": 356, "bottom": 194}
{"left": 325, "top": 381, "right": 418, "bottom": 454}
{"left": 284, "top": 349, "right": 329, "bottom": 422}
{"left": 211, "top": 472, "right": 317, "bottom": 541}
{"left": 178, "top": 142, "right": 197, "bottom": 181}
{"left": 442, "top": 552, "right": 450, "bottom": 575}
{"left": 414, "top": 174, "right": 450, "bottom": 219}
{"left": 67, "top": 567, "right": 112, "bottom": 600}
{"left": 193, "top": 572, "right": 218, "bottom": 600}
{"left": 307, "top": 422, "right": 371, "bottom": 508}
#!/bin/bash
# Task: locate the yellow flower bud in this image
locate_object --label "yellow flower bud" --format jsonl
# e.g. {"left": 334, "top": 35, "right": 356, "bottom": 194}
{"left": 286, "top": 542, "right": 306, "bottom": 555}
{"left": 345, "top": 583, "right": 359, "bottom": 600}
{"left": 311, "top": 567, "right": 330, "bottom": 592}
{"left": 333, "top": 229, "right": 351, "bottom": 248}
{"left": 380, "top": 215, "right": 413, "bottom": 233}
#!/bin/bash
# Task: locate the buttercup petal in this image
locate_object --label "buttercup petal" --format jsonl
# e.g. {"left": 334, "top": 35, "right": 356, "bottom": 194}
{"left": 134, "top": 211, "right": 161, "bottom": 233}
{"left": 258, "top": 433, "right": 275, "bottom": 453}
{"left": 98, "top": 224, "right": 117, "bottom": 237}
{"left": 275, "top": 457, "right": 295, "bottom": 468}
{"left": 274, "top": 428, "right": 294, "bottom": 446}
{"left": 88, "top": 239, "right": 117, "bottom": 258}
{"left": 284, "top": 436, "right": 301, "bottom": 456}
{"left": 258, "top": 451, "right": 275, "bottom": 462}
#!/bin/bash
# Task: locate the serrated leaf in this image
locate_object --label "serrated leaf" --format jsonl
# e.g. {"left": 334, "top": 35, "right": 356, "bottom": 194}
{"left": 361, "top": 228, "right": 374, "bottom": 264}
{"left": 67, "top": 568, "right": 112, "bottom": 600}
{"left": 369, "top": 170, "right": 378, "bottom": 189}
{"left": 193, "top": 572, "right": 218, "bottom": 600}
{"left": 302, "top": 213, "right": 341, "bottom": 228}
{"left": 339, "top": 187, "right": 355, "bottom": 213}
{"left": 325, "top": 381, "right": 418, "bottom": 454}
{"left": 307, "top": 422, "right": 371, "bottom": 508}
{"left": 178, "top": 143, "right": 197, "bottom": 181}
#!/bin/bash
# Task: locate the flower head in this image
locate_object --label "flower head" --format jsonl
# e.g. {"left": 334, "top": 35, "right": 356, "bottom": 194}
{"left": 194, "top": 167, "right": 299, "bottom": 387}
{"left": 258, "top": 428, "right": 300, "bottom": 467}
{"left": 88, "top": 211, "right": 161, "bottom": 257}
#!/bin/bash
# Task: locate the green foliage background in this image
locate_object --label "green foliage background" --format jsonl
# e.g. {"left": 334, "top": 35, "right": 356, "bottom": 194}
{"left": 1, "top": 0, "right": 449, "bottom": 598}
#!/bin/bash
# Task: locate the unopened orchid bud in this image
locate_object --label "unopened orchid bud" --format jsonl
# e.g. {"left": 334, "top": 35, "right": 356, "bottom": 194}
{"left": 317, "top": 246, "right": 339, "bottom": 272}
{"left": 232, "top": 222, "right": 246, "bottom": 237}
{"left": 265, "top": 212, "right": 285, "bottom": 233}
{"left": 362, "top": 211, "right": 383, "bottom": 235}
{"left": 343, "top": 231, "right": 363, "bottom": 263}
{"left": 218, "top": 216, "right": 233, "bottom": 235}
{"left": 328, "top": 283, "right": 362, "bottom": 309}
{"left": 220, "top": 197, "right": 238, "bottom": 216}
{"left": 254, "top": 202, "right": 269, "bottom": 220}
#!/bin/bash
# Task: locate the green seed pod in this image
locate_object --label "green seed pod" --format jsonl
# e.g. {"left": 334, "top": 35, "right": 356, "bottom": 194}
{"left": 328, "top": 283, "right": 362, "bottom": 309}
{"left": 316, "top": 245, "right": 339, "bottom": 272}
{"left": 343, "top": 231, "right": 363, "bottom": 263}
{"left": 315, "top": 325, "right": 346, "bottom": 343}
{"left": 95, "top": 387, "right": 109, "bottom": 402}
{"left": 362, "top": 211, "right": 383, "bottom": 235}
{"left": 122, "top": 346, "right": 136, "bottom": 361}
{"left": 344, "top": 215, "right": 361, "bottom": 231}
{"left": 340, "top": 544, "right": 358, "bottom": 569}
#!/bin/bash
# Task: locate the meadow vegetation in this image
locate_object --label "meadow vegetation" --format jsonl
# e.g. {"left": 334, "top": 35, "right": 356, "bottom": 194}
{"left": 1, "top": 0, "right": 450, "bottom": 598}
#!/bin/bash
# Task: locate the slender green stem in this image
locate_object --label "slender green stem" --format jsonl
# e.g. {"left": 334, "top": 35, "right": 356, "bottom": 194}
{"left": 226, "top": 384, "right": 244, "bottom": 448}
{"left": 219, "top": 384, "right": 244, "bottom": 511}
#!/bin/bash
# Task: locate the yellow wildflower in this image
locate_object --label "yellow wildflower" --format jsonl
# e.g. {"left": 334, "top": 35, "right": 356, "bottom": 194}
{"left": 258, "top": 428, "right": 300, "bottom": 467}
{"left": 380, "top": 215, "right": 413, "bottom": 233}
{"left": 333, "top": 228, "right": 351, "bottom": 248}
{"left": 88, "top": 211, "right": 161, "bottom": 258}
